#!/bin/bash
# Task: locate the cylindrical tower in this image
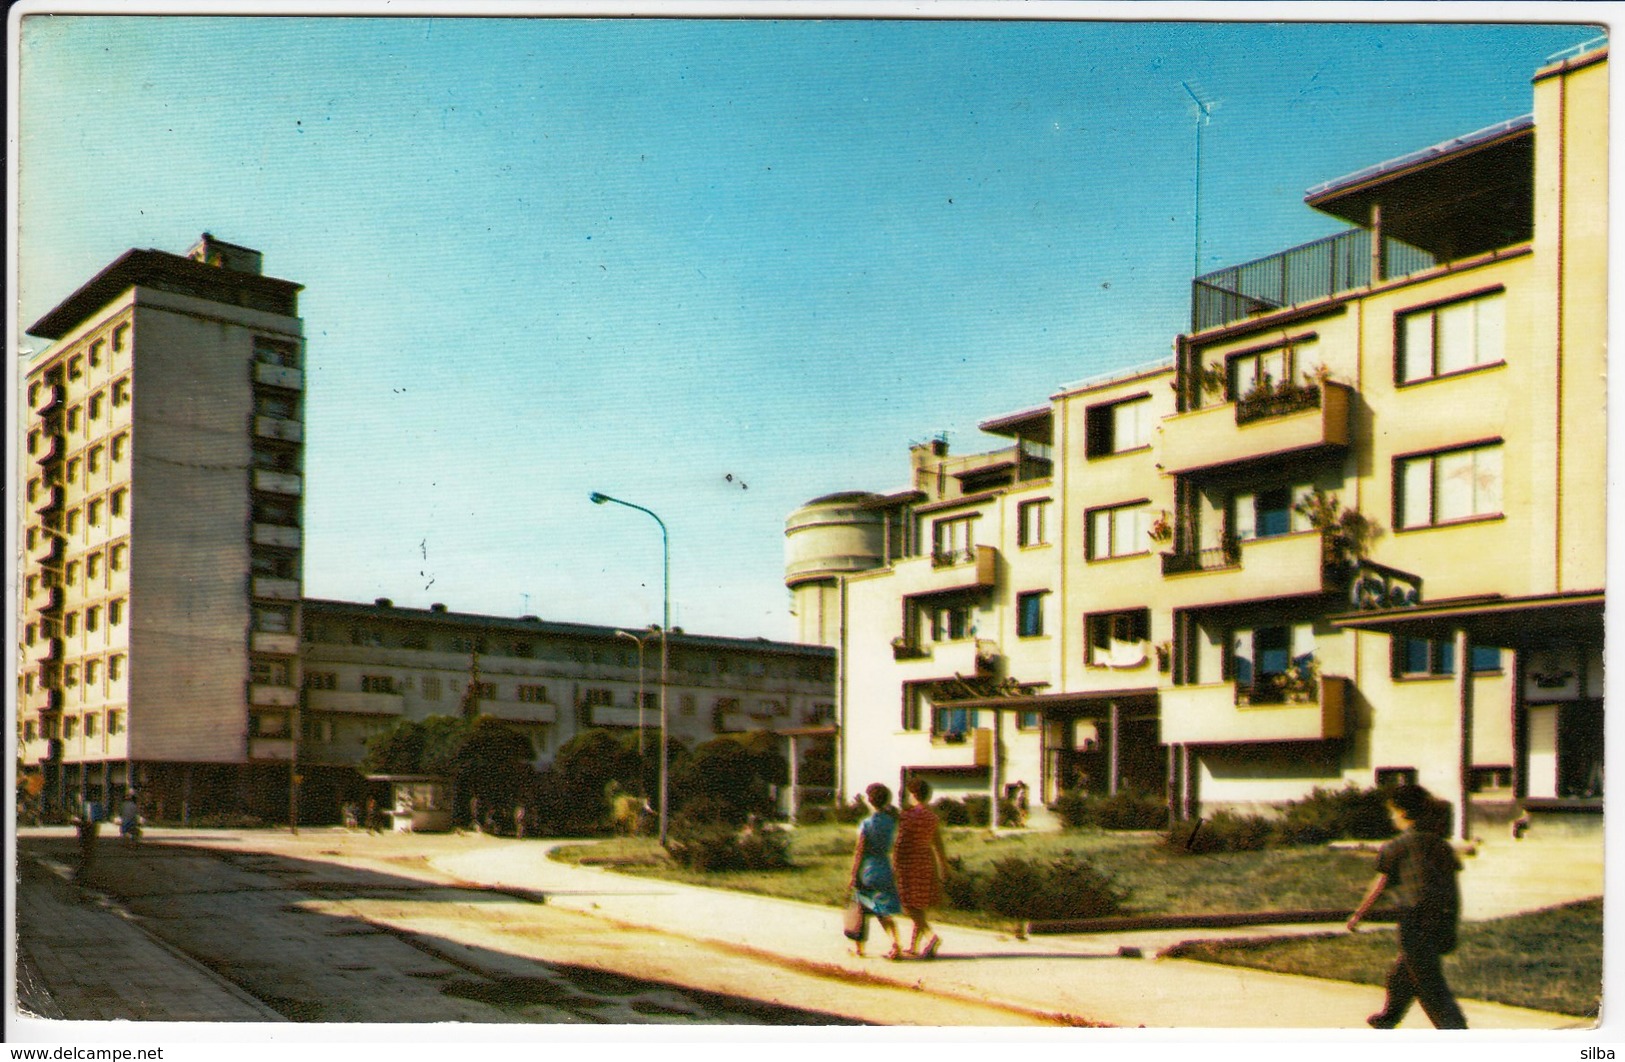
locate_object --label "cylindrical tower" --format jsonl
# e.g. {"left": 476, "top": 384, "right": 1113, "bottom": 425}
{"left": 783, "top": 491, "right": 888, "bottom": 647}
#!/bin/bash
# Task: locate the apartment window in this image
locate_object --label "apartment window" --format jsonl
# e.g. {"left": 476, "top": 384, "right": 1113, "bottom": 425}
{"left": 24, "top": 721, "right": 37, "bottom": 742}
{"left": 1086, "top": 609, "right": 1150, "bottom": 668}
{"left": 933, "top": 705, "right": 977, "bottom": 738}
{"left": 113, "top": 324, "right": 129, "bottom": 351}
{"left": 422, "top": 676, "right": 442, "bottom": 700}
{"left": 1017, "top": 591, "right": 1048, "bottom": 638}
{"left": 1085, "top": 395, "right": 1154, "bottom": 458}
{"left": 251, "top": 658, "right": 291, "bottom": 686}
{"left": 360, "top": 675, "right": 398, "bottom": 695}
{"left": 1399, "top": 292, "right": 1505, "bottom": 383}
{"left": 85, "top": 713, "right": 99, "bottom": 738}
{"left": 111, "top": 545, "right": 127, "bottom": 571}
{"left": 1398, "top": 443, "right": 1503, "bottom": 529}
{"left": 254, "top": 337, "right": 299, "bottom": 367}
{"left": 68, "top": 356, "right": 83, "bottom": 380}
{"left": 1230, "top": 624, "right": 1314, "bottom": 690}
{"left": 110, "top": 600, "right": 125, "bottom": 626}
{"left": 517, "top": 684, "right": 550, "bottom": 704}
{"left": 109, "top": 655, "right": 125, "bottom": 681}
{"left": 66, "top": 458, "right": 81, "bottom": 484}
{"left": 929, "top": 605, "right": 972, "bottom": 641}
{"left": 108, "top": 711, "right": 124, "bottom": 735}
{"left": 67, "top": 407, "right": 81, "bottom": 432}
{"left": 253, "top": 497, "right": 299, "bottom": 525}
{"left": 64, "top": 716, "right": 78, "bottom": 739}
{"left": 582, "top": 688, "right": 614, "bottom": 707}
{"left": 89, "top": 392, "right": 105, "bottom": 421}
{"left": 88, "top": 445, "right": 104, "bottom": 473}
{"left": 88, "top": 500, "right": 103, "bottom": 527}
{"left": 931, "top": 515, "right": 975, "bottom": 563}
{"left": 510, "top": 641, "right": 534, "bottom": 658}
{"left": 250, "top": 712, "right": 290, "bottom": 738}
{"left": 253, "top": 605, "right": 294, "bottom": 633}
{"left": 1018, "top": 499, "right": 1050, "bottom": 547}
{"left": 112, "top": 378, "right": 130, "bottom": 406}
{"left": 1088, "top": 501, "right": 1152, "bottom": 560}
{"left": 680, "top": 692, "right": 696, "bottom": 716}
{"left": 305, "top": 671, "right": 338, "bottom": 690}
{"left": 1233, "top": 486, "right": 1313, "bottom": 541}
{"left": 89, "top": 340, "right": 104, "bottom": 367}
{"left": 1227, "top": 342, "right": 1296, "bottom": 399}
{"left": 66, "top": 510, "right": 80, "bottom": 535}
{"left": 86, "top": 606, "right": 101, "bottom": 633}
{"left": 64, "top": 611, "right": 79, "bottom": 636}
{"left": 112, "top": 433, "right": 129, "bottom": 462}
{"left": 1395, "top": 638, "right": 1502, "bottom": 677}
{"left": 65, "top": 664, "right": 79, "bottom": 687}
{"left": 254, "top": 393, "right": 298, "bottom": 420}
{"left": 111, "top": 489, "right": 127, "bottom": 517}
{"left": 85, "top": 659, "right": 101, "bottom": 687}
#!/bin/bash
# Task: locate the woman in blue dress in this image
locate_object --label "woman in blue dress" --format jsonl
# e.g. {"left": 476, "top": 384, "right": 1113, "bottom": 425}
{"left": 848, "top": 782, "right": 905, "bottom": 959}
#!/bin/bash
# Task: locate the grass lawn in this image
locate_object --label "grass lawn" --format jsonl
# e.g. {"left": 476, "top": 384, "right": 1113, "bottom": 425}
{"left": 551, "top": 823, "right": 1378, "bottom": 932}
{"left": 1166, "top": 898, "right": 1602, "bottom": 1018}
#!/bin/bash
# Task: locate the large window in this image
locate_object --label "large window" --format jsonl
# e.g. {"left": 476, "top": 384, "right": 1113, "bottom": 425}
{"left": 1088, "top": 501, "right": 1152, "bottom": 560}
{"left": 1086, "top": 396, "right": 1154, "bottom": 458}
{"left": 1395, "top": 638, "right": 1503, "bottom": 677}
{"left": 1233, "top": 484, "right": 1314, "bottom": 541}
{"left": 1017, "top": 591, "right": 1048, "bottom": 638}
{"left": 1399, "top": 292, "right": 1504, "bottom": 383}
{"left": 1086, "top": 609, "right": 1150, "bottom": 668}
{"left": 931, "top": 515, "right": 975, "bottom": 564}
{"left": 1398, "top": 443, "right": 1503, "bottom": 529}
{"left": 1230, "top": 624, "right": 1315, "bottom": 689}
{"left": 1018, "top": 499, "right": 1050, "bottom": 547}
{"left": 929, "top": 605, "right": 972, "bottom": 641}
{"left": 1228, "top": 342, "right": 1298, "bottom": 399}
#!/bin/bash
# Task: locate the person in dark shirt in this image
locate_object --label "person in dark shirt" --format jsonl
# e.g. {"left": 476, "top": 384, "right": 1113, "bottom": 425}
{"left": 1347, "top": 783, "right": 1468, "bottom": 1029}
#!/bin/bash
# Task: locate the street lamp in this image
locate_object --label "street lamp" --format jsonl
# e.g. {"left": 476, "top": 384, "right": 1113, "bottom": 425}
{"left": 614, "top": 628, "right": 655, "bottom": 797}
{"left": 591, "top": 491, "right": 670, "bottom": 846}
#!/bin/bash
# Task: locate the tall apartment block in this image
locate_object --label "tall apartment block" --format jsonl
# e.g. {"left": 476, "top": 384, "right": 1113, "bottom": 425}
{"left": 788, "top": 45, "right": 1606, "bottom": 836}
{"left": 21, "top": 234, "right": 307, "bottom": 817}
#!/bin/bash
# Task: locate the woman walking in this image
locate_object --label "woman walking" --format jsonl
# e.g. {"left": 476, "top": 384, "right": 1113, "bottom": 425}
{"left": 894, "top": 776, "right": 949, "bottom": 958}
{"left": 1347, "top": 784, "right": 1468, "bottom": 1029}
{"left": 848, "top": 783, "right": 905, "bottom": 959}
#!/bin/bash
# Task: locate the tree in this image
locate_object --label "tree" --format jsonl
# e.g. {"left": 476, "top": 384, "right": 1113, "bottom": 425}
{"left": 671, "top": 732, "right": 787, "bottom": 824}
{"left": 452, "top": 717, "right": 535, "bottom": 819}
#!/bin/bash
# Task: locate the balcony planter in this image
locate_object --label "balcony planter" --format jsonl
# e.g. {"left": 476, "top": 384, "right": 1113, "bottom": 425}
{"left": 1235, "top": 380, "right": 1322, "bottom": 426}
{"left": 891, "top": 637, "right": 929, "bottom": 661}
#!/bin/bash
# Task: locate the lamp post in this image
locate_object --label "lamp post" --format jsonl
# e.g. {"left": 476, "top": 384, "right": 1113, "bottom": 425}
{"left": 614, "top": 628, "right": 655, "bottom": 804}
{"left": 591, "top": 492, "right": 670, "bottom": 846}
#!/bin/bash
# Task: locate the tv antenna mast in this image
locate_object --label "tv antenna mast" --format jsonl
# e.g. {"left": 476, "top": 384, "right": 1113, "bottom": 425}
{"left": 1182, "top": 81, "right": 1217, "bottom": 278}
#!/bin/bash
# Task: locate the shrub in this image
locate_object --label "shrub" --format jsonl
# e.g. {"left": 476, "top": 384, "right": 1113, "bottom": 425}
{"left": 933, "top": 797, "right": 972, "bottom": 827}
{"left": 1054, "top": 789, "right": 1169, "bottom": 831}
{"left": 795, "top": 804, "right": 833, "bottom": 826}
{"left": 666, "top": 820, "right": 792, "bottom": 872}
{"left": 941, "top": 856, "right": 985, "bottom": 911}
{"left": 834, "top": 799, "right": 869, "bottom": 825}
{"left": 984, "top": 854, "right": 1129, "bottom": 921}
{"left": 1166, "top": 810, "right": 1276, "bottom": 854}
{"left": 1279, "top": 784, "right": 1395, "bottom": 843}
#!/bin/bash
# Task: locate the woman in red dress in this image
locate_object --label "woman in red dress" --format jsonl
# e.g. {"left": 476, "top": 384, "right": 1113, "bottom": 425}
{"left": 893, "top": 776, "right": 950, "bottom": 957}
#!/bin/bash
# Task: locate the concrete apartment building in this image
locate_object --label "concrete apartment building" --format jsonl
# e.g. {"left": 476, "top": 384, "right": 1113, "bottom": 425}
{"left": 18, "top": 237, "right": 835, "bottom": 821}
{"left": 788, "top": 45, "right": 1606, "bottom": 836}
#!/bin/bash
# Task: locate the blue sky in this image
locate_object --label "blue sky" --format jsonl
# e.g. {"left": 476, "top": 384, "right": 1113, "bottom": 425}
{"left": 15, "top": 13, "right": 1601, "bottom": 639}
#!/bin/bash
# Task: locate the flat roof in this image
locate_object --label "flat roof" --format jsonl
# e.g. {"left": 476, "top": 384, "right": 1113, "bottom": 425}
{"left": 29, "top": 247, "right": 303, "bottom": 340}
{"left": 1330, "top": 590, "right": 1603, "bottom": 650}
{"left": 302, "top": 597, "right": 835, "bottom": 658}
{"left": 978, "top": 404, "right": 1053, "bottom": 444}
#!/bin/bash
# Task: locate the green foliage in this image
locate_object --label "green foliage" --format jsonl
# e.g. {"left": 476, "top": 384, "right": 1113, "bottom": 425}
{"left": 1276, "top": 784, "right": 1396, "bottom": 844}
{"left": 666, "top": 819, "right": 792, "bottom": 872}
{"left": 670, "top": 733, "right": 786, "bottom": 824}
{"left": 940, "top": 851, "right": 1128, "bottom": 921}
{"left": 1054, "top": 789, "right": 1169, "bottom": 831}
{"left": 932, "top": 795, "right": 1025, "bottom": 828}
{"left": 1166, "top": 810, "right": 1277, "bottom": 854}
{"left": 361, "top": 715, "right": 536, "bottom": 827}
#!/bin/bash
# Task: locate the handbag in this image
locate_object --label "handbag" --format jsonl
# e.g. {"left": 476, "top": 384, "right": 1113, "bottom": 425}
{"left": 843, "top": 897, "right": 870, "bottom": 942}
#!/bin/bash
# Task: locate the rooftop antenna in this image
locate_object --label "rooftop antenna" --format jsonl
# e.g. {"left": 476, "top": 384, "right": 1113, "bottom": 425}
{"left": 1182, "top": 80, "right": 1216, "bottom": 278}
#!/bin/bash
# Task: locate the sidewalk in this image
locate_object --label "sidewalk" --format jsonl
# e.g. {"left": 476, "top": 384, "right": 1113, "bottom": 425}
{"left": 15, "top": 851, "right": 285, "bottom": 1023}
{"left": 423, "top": 836, "right": 1594, "bottom": 1030}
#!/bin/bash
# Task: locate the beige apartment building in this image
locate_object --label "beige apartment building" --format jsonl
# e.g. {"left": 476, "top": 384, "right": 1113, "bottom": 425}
{"left": 789, "top": 46, "right": 1606, "bottom": 836}
{"left": 18, "top": 237, "right": 835, "bottom": 821}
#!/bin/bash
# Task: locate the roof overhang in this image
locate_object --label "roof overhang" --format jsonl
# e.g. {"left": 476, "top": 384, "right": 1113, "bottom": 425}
{"left": 935, "top": 686, "right": 1156, "bottom": 715}
{"left": 1329, "top": 590, "right": 1604, "bottom": 651}
{"left": 978, "top": 405, "right": 1053, "bottom": 446}
{"left": 1305, "top": 116, "right": 1533, "bottom": 261}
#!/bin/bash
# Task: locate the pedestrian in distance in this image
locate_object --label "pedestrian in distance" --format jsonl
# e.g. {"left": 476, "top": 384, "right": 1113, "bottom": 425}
{"left": 1347, "top": 783, "right": 1468, "bottom": 1029}
{"left": 848, "top": 783, "right": 905, "bottom": 960}
{"left": 365, "top": 796, "right": 380, "bottom": 834}
{"left": 894, "top": 776, "right": 950, "bottom": 958}
{"left": 73, "top": 798, "right": 101, "bottom": 875}
{"left": 119, "top": 790, "right": 141, "bottom": 844}
{"left": 514, "top": 804, "right": 525, "bottom": 840}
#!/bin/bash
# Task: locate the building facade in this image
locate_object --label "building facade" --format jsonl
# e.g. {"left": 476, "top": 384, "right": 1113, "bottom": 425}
{"left": 18, "top": 237, "right": 835, "bottom": 821}
{"left": 789, "top": 47, "right": 1606, "bottom": 835}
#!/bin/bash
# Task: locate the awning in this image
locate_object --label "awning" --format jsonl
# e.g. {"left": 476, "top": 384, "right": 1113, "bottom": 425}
{"left": 1329, "top": 590, "right": 1604, "bottom": 650}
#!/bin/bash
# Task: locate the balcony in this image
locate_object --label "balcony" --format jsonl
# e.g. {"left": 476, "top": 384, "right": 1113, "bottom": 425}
{"left": 254, "top": 415, "right": 302, "bottom": 443}
{"left": 1161, "top": 531, "right": 1345, "bottom": 604}
{"left": 33, "top": 435, "right": 60, "bottom": 464}
{"left": 26, "top": 582, "right": 62, "bottom": 612}
{"left": 32, "top": 485, "right": 63, "bottom": 515}
{"left": 28, "top": 532, "right": 65, "bottom": 566}
{"left": 252, "top": 522, "right": 302, "bottom": 549}
{"left": 24, "top": 687, "right": 63, "bottom": 713}
{"left": 251, "top": 576, "right": 300, "bottom": 600}
{"left": 252, "top": 469, "right": 302, "bottom": 496}
{"left": 888, "top": 638, "right": 999, "bottom": 680}
{"left": 24, "top": 637, "right": 62, "bottom": 664}
{"left": 580, "top": 704, "right": 652, "bottom": 729}
{"left": 903, "top": 727, "right": 994, "bottom": 769}
{"left": 479, "top": 700, "right": 559, "bottom": 725}
{"left": 1192, "top": 228, "right": 1435, "bottom": 332}
{"left": 249, "top": 684, "right": 300, "bottom": 708}
{"left": 1162, "top": 381, "right": 1351, "bottom": 477}
{"left": 254, "top": 362, "right": 304, "bottom": 391}
{"left": 33, "top": 383, "right": 64, "bottom": 416}
{"left": 307, "top": 689, "right": 406, "bottom": 716}
{"left": 1160, "top": 675, "right": 1349, "bottom": 745}
{"left": 897, "top": 545, "right": 998, "bottom": 601}
{"left": 251, "top": 631, "right": 300, "bottom": 655}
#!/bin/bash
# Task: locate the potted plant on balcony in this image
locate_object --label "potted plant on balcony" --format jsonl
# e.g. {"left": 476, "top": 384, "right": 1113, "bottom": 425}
{"left": 891, "top": 636, "right": 927, "bottom": 661}
{"left": 1293, "top": 488, "right": 1381, "bottom": 576}
{"left": 1147, "top": 511, "right": 1173, "bottom": 545}
{"left": 1272, "top": 658, "right": 1322, "bottom": 704}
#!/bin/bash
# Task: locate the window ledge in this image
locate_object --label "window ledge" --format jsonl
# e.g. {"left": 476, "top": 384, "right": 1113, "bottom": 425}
{"left": 1087, "top": 444, "right": 1153, "bottom": 462}
{"left": 1396, "top": 360, "right": 1508, "bottom": 389}
{"left": 1395, "top": 513, "right": 1506, "bottom": 534}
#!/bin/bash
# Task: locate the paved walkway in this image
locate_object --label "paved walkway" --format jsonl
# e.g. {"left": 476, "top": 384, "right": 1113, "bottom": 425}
{"left": 12, "top": 825, "right": 1601, "bottom": 1031}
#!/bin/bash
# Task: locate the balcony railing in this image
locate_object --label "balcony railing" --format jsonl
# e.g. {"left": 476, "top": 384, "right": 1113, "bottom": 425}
{"left": 252, "top": 469, "right": 302, "bottom": 496}
{"left": 253, "top": 363, "right": 304, "bottom": 391}
{"left": 1161, "top": 540, "right": 1240, "bottom": 576}
{"left": 1235, "top": 381, "right": 1321, "bottom": 425}
{"left": 1193, "top": 228, "right": 1436, "bottom": 332}
{"left": 254, "top": 415, "right": 302, "bottom": 443}
{"left": 1160, "top": 676, "right": 1349, "bottom": 744}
